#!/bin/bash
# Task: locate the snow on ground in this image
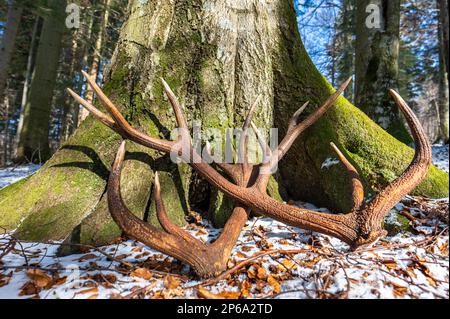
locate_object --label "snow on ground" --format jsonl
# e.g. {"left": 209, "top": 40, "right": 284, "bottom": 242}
{"left": 0, "top": 164, "right": 40, "bottom": 189}
{"left": 432, "top": 144, "right": 449, "bottom": 173}
{"left": 0, "top": 146, "right": 448, "bottom": 299}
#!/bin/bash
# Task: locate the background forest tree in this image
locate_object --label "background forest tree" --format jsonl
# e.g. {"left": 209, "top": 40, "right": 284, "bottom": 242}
{"left": 0, "top": 0, "right": 448, "bottom": 249}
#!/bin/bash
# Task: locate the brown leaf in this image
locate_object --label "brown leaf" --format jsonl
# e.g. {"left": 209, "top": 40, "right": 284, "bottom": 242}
{"left": 391, "top": 282, "right": 407, "bottom": 297}
{"left": 382, "top": 259, "right": 398, "bottom": 270}
{"left": 130, "top": 268, "right": 153, "bottom": 280}
{"left": 218, "top": 291, "right": 241, "bottom": 299}
{"left": 115, "top": 254, "right": 128, "bottom": 260}
{"left": 195, "top": 229, "right": 207, "bottom": 236}
{"left": 26, "top": 269, "right": 53, "bottom": 288}
{"left": 164, "top": 276, "right": 181, "bottom": 290}
{"left": 280, "top": 258, "right": 297, "bottom": 270}
{"left": 78, "top": 253, "right": 97, "bottom": 262}
{"left": 236, "top": 252, "right": 247, "bottom": 259}
{"left": 79, "top": 287, "right": 99, "bottom": 295}
{"left": 267, "top": 275, "right": 281, "bottom": 294}
{"left": 197, "top": 287, "right": 240, "bottom": 299}
{"left": 239, "top": 280, "right": 251, "bottom": 297}
{"left": 19, "top": 282, "right": 40, "bottom": 296}
{"left": 256, "top": 266, "right": 267, "bottom": 280}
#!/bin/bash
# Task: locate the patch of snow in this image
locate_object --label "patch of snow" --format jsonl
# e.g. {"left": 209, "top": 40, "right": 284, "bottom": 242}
{"left": 0, "top": 164, "right": 41, "bottom": 189}
{"left": 321, "top": 158, "right": 340, "bottom": 169}
{"left": 432, "top": 144, "right": 449, "bottom": 173}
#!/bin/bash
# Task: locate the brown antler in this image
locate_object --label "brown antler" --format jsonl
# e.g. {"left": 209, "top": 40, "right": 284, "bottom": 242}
{"left": 69, "top": 72, "right": 430, "bottom": 278}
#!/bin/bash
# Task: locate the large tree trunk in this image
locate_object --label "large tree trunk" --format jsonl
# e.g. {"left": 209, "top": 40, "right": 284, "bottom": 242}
{"left": 437, "top": 0, "right": 449, "bottom": 144}
{"left": 0, "top": 0, "right": 447, "bottom": 250}
{"left": 15, "top": 0, "right": 66, "bottom": 163}
{"left": 354, "top": 0, "right": 411, "bottom": 144}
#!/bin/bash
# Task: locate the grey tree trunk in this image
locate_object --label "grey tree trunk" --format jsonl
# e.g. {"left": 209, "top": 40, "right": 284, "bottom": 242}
{"left": 15, "top": 0, "right": 67, "bottom": 163}
{"left": 14, "top": 16, "right": 42, "bottom": 158}
{"left": 0, "top": 1, "right": 23, "bottom": 109}
{"left": 336, "top": 0, "right": 354, "bottom": 101}
{"left": 0, "top": 0, "right": 447, "bottom": 251}
{"left": 355, "top": 0, "right": 411, "bottom": 144}
{"left": 78, "top": 0, "right": 112, "bottom": 123}
{"left": 437, "top": 0, "right": 449, "bottom": 143}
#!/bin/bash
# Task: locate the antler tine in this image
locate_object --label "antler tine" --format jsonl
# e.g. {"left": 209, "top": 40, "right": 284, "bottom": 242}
{"left": 276, "top": 77, "right": 352, "bottom": 163}
{"left": 76, "top": 71, "right": 174, "bottom": 153}
{"left": 154, "top": 172, "right": 198, "bottom": 243}
{"left": 107, "top": 141, "right": 206, "bottom": 267}
{"left": 287, "top": 101, "right": 310, "bottom": 133}
{"left": 81, "top": 70, "right": 131, "bottom": 131}
{"left": 250, "top": 122, "right": 273, "bottom": 164}
{"left": 239, "top": 95, "right": 262, "bottom": 168}
{"left": 66, "top": 88, "right": 116, "bottom": 129}
{"left": 161, "top": 78, "right": 189, "bottom": 130}
{"left": 366, "top": 90, "right": 432, "bottom": 217}
{"left": 329, "top": 142, "right": 365, "bottom": 210}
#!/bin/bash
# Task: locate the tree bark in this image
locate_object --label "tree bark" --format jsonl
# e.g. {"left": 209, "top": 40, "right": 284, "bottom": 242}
{"left": 437, "top": 0, "right": 449, "bottom": 143}
{"left": 15, "top": 0, "right": 67, "bottom": 163}
{"left": 14, "top": 17, "right": 42, "bottom": 157}
{"left": 0, "top": 1, "right": 23, "bottom": 110}
{"left": 336, "top": 0, "right": 354, "bottom": 101}
{"left": 355, "top": 0, "right": 411, "bottom": 143}
{"left": 0, "top": 0, "right": 447, "bottom": 249}
{"left": 78, "top": 0, "right": 112, "bottom": 123}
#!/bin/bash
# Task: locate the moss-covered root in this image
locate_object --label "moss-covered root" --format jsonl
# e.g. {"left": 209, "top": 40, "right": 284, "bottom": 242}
{"left": 0, "top": 119, "right": 187, "bottom": 244}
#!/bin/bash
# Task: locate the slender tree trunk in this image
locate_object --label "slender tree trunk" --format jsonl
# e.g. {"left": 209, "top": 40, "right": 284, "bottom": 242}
{"left": 437, "top": 0, "right": 449, "bottom": 143}
{"left": 60, "top": 30, "right": 79, "bottom": 143}
{"left": 15, "top": 0, "right": 67, "bottom": 163}
{"left": 0, "top": 1, "right": 23, "bottom": 166}
{"left": 336, "top": 0, "right": 354, "bottom": 101}
{"left": 355, "top": 0, "right": 411, "bottom": 143}
{"left": 0, "top": 0, "right": 447, "bottom": 248}
{"left": 69, "top": 6, "right": 95, "bottom": 134}
{"left": 78, "top": 0, "right": 112, "bottom": 123}
{"left": 0, "top": 1, "right": 23, "bottom": 109}
{"left": 14, "top": 16, "right": 42, "bottom": 158}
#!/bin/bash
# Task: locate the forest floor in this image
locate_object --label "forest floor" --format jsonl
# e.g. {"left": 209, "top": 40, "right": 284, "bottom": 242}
{"left": 0, "top": 145, "right": 448, "bottom": 299}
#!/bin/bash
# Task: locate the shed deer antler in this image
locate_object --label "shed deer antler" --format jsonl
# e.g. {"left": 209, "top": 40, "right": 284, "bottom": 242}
{"left": 68, "top": 72, "right": 430, "bottom": 277}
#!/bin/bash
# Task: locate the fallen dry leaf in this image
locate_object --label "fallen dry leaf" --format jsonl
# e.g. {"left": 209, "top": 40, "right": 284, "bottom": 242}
{"left": 256, "top": 266, "right": 267, "bottom": 280}
{"left": 78, "top": 253, "right": 97, "bottom": 262}
{"left": 236, "top": 252, "right": 247, "bottom": 259}
{"left": 164, "top": 275, "right": 181, "bottom": 290}
{"left": 197, "top": 287, "right": 240, "bottom": 299}
{"left": 382, "top": 259, "right": 398, "bottom": 270}
{"left": 19, "top": 282, "right": 40, "bottom": 296}
{"left": 267, "top": 275, "right": 281, "bottom": 294}
{"left": 26, "top": 269, "right": 53, "bottom": 288}
{"left": 391, "top": 282, "right": 407, "bottom": 297}
{"left": 79, "top": 287, "right": 99, "bottom": 295}
{"left": 130, "top": 267, "right": 153, "bottom": 280}
{"left": 280, "top": 258, "right": 297, "bottom": 270}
